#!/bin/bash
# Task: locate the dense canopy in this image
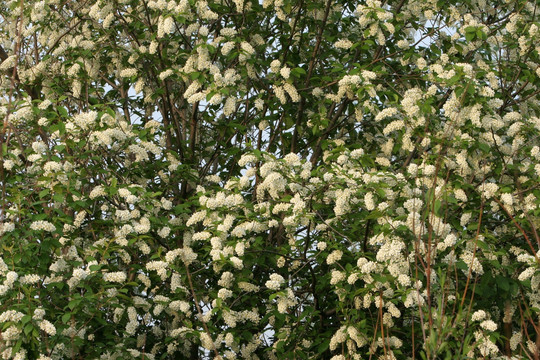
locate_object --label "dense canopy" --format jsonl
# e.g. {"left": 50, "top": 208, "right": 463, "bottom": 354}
{"left": 0, "top": 0, "right": 539, "bottom": 359}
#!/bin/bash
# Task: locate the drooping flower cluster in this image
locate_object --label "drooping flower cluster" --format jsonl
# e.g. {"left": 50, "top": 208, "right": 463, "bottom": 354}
{"left": 0, "top": 0, "right": 539, "bottom": 359}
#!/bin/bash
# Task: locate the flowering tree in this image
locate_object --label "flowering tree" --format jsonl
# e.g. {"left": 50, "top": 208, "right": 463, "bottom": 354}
{"left": 0, "top": 0, "right": 539, "bottom": 359}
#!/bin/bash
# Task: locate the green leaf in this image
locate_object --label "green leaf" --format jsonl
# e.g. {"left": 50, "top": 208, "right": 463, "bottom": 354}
{"left": 496, "top": 275, "right": 510, "bottom": 292}
{"left": 58, "top": 106, "right": 68, "bottom": 117}
{"left": 24, "top": 323, "right": 33, "bottom": 335}
{"left": 465, "top": 31, "right": 475, "bottom": 42}
{"left": 478, "top": 142, "right": 490, "bottom": 153}
{"left": 434, "top": 199, "right": 442, "bottom": 215}
{"left": 291, "top": 67, "right": 307, "bottom": 78}
{"left": 62, "top": 313, "right": 72, "bottom": 323}
{"left": 12, "top": 340, "right": 22, "bottom": 355}
{"left": 54, "top": 144, "right": 66, "bottom": 152}
{"left": 476, "top": 29, "right": 487, "bottom": 40}
{"left": 68, "top": 299, "right": 81, "bottom": 310}
{"left": 38, "top": 188, "right": 50, "bottom": 198}
{"left": 317, "top": 339, "right": 330, "bottom": 354}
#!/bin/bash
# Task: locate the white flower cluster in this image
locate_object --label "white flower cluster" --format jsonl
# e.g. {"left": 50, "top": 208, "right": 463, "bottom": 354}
{"left": 265, "top": 273, "right": 285, "bottom": 290}
{"left": 39, "top": 319, "right": 56, "bottom": 336}
{"left": 334, "top": 39, "right": 353, "bottom": 49}
{"left": 0, "top": 310, "right": 25, "bottom": 323}
{"left": 30, "top": 220, "right": 56, "bottom": 232}
{"left": 103, "top": 272, "right": 127, "bottom": 283}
